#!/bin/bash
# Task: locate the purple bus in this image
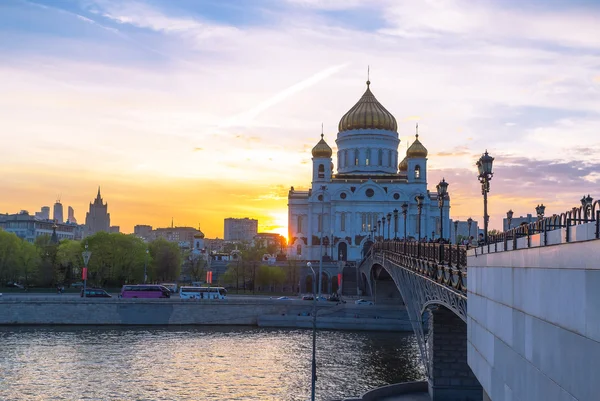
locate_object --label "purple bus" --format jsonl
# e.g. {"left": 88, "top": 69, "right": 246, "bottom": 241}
{"left": 120, "top": 285, "right": 171, "bottom": 299}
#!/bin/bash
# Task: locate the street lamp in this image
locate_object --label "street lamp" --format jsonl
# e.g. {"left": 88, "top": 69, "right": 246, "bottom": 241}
{"left": 535, "top": 204, "right": 546, "bottom": 221}
{"left": 476, "top": 150, "right": 494, "bottom": 244}
{"left": 382, "top": 215, "right": 386, "bottom": 241}
{"left": 507, "top": 210, "right": 514, "bottom": 230}
{"left": 144, "top": 248, "right": 149, "bottom": 283}
{"left": 415, "top": 195, "right": 425, "bottom": 241}
{"left": 387, "top": 212, "right": 392, "bottom": 240}
{"left": 454, "top": 220, "right": 459, "bottom": 245}
{"left": 377, "top": 220, "right": 381, "bottom": 241}
{"left": 401, "top": 203, "right": 408, "bottom": 240}
{"left": 81, "top": 242, "right": 91, "bottom": 298}
{"left": 318, "top": 185, "right": 327, "bottom": 299}
{"left": 581, "top": 194, "right": 593, "bottom": 218}
{"left": 393, "top": 209, "right": 399, "bottom": 240}
{"left": 467, "top": 217, "right": 473, "bottom": 239}
{"left": 306, "top": 261, "right": 317, "bottom": 401}
{"left": 436, "top": 178, "right": 449, "bottom": 241}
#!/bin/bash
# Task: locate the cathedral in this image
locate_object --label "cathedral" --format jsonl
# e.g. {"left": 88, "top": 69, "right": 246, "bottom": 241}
{"left": 288, "top": 79, "right": 450, "bottom": 262}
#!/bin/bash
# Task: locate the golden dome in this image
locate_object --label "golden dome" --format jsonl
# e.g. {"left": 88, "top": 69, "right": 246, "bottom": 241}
{"left": 407, "top": 134, "right": 428, "bottom": 158}
{"left": 398, "top": 156, "right": 408, "bottom": 172}
{"left": 312, "top": 134, "right": 332, "bottom": 158}
{"left": 194, "top": 231, "right": 205, "bottom": 239}
{"left": 338, "top": 81, "right": 397, "bottom": 133}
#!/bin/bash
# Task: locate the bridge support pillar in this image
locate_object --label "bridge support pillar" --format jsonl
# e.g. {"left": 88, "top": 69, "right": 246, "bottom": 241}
{"left": 428, "top": 307, "right": 482, "bottom": 401}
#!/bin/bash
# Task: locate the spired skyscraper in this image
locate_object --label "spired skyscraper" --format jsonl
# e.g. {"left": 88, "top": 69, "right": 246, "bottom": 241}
{"left": 53, "top": 200, "right": 64, "bottom": 223}
{"left": 85, "top": 187, "right": 110, "bottom": 236}
{"left": 287, "top": 79, "right": 451, "bottom": 262}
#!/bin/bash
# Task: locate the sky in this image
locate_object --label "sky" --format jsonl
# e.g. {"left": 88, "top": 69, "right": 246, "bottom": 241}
{"left": 1, "top": 0, "right": 599, "bottom": 238}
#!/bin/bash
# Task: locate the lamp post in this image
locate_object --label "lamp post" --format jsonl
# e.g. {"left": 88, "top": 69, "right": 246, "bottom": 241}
{"left": 393, "top": 209, "right": 399, "bottom": 240}
{"left": 436, "top": 178, "right": 448, "bottom": 241}
{"left": 306, "top": 261, "right": 317, "bottom": 401}
{"left": 507, "top": 210, "right": 514, "bottom": 230}
{"left": 81, "top": 242, "right": 91, "bottom": 298}
{"left": 476, "top": 150, "right": 495, "bottom": 244}
{"left": 581, "top": 194, "right": 593, "bottom": 218}
{"left": 387, "top": 212, "right": 392, "bottom": 240}
{"left": 454, "top": 220, "right": 459, "bottom": 245}
{"left": 144, "top": 248, "right": 149, "bottom": 283}
{"left": 467, "top": 217, "right": 473, "bottom": 239}
{"left": 415, "top": 195, "right": 425, "bottom": 241}
{"left": 535, "top": 204, "right": 546, "bottom": 221}
{"left": 330, "top": 231, "right": 334, "bottom": 260}
{"left": 377, "top": 220, "right": 381, "bottom": 241}
{"left": 382, "top": 216, "right": 386, "bottom": 241}
{"left": 401, "top": 203, "right": 408, "bottom": 240}
{"left": 318, "top": 185, "right": 327, "bottom": 299}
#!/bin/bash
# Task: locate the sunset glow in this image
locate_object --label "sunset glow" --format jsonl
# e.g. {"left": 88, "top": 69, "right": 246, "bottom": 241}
{"left": 1, "top": 0, "right": 599, "bottom": 237}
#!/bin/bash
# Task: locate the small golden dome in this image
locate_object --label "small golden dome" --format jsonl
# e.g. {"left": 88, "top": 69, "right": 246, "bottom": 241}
{"left": 398, "top": 157, "right": 408, "bottom": 172}
{"left": 194, "top": 231, "right": 205, "bottom": 239}
{"left": 312, "top": 134, "right": 332, "bottom": 158}
{"left": 338, "top": 81, "right": 397, "bottom": 133}
{"left": 407, "top": 134, "right": 428, "bottom": 158}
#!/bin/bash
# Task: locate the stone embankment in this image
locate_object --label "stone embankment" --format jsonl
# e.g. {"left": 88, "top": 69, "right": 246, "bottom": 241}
{"left": 0, "top": 298, "right": 410, "bottom": 331}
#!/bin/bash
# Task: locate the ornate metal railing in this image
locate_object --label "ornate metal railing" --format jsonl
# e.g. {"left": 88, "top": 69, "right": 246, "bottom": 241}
{"left": 487, "top": 199, "right": 600, "bottom": 252}
{"left": 365, "top": 241, "right": 468, "bottom": 294}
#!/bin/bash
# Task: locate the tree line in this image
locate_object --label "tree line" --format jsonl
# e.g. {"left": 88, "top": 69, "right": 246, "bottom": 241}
{"left": 0, "top": 230, "right": 181, "bottom": 288}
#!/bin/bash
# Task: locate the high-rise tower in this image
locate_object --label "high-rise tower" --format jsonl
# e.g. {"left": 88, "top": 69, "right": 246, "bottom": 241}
{"left": 84, "top": 187, "right": 110, "bottom": 236}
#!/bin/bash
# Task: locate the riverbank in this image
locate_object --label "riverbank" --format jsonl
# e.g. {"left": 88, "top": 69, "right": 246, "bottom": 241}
{"left": 0, "top": 298, "right": 411, "bottom": 331}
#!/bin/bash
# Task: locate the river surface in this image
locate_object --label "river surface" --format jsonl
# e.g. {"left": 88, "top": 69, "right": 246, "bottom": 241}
{"left": 0, "top": 326, "right": 425, "bottom": 401}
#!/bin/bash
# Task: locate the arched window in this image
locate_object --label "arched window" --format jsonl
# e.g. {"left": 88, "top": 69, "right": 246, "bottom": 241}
{"left": 318, "top": 164, "right": 324, "bottom": 178}
{"left": 378, "top": 149, "right": 383, "bottom": 165}
{"left": 366, "top": 148, "right": 371, "bottom": 166}
{"left": 296, "top": 244, "right": 302, "bottom": 255}
{"left": 354, "top": 149, "right": 359, "bottom": 166}
{"left": 388, "top": 150, "right": 392, "bottom": 166}
{"left": 341, "top": 212, "right": 346, "bottom": 232}
{"left": 415, "top": 165, "right": 421, "bottom": 179}
{"left": 318, "top": 214, "right": 323, "bottom": 232}
{"left": 297, "top": 215, "right": 303, "bottom": 233}
{"left": 346, "top": 150, "right": 350, "bottom": 167}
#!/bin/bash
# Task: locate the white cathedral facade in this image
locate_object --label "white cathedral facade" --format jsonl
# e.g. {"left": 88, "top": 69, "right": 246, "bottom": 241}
{"left": 287, "top": 80, "right": 451, "bottom": 262}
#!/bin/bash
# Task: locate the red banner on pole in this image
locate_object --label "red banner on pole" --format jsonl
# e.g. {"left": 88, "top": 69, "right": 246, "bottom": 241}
{"left": 82, "top": 267, "right": 88, "bottom": 280}
{"left": 206, "top": 271, "right": 213, "bottom": 284}
{"left": 337, "top": 273, "right": 342, "bottom": 288}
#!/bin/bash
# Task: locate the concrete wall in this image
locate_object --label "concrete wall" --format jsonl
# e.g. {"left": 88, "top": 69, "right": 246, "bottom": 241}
{"left": 0, "top": 299, "right": 411, "bottom": 331}
{"left": 467, "top": 221, "right": 600, "bottom": 401}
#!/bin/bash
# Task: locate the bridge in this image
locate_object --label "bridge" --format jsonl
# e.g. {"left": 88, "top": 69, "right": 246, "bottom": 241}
{"left": 356, "top": 201, "right": 600, "bottom": 401}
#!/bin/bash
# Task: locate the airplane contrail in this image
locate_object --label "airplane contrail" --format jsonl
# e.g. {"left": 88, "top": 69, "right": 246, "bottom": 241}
{"left": 219, "top": 63, "right": 350, "bottom": 128}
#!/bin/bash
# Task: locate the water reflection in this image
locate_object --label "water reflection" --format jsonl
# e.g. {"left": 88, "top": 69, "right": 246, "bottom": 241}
{"left": 0, "top": 326, "right": 425, "bottom": 401}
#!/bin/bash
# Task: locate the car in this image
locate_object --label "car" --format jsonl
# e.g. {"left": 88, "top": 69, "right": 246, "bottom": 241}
{"left": 354, "top": 299, "right": 374, "bottom": 305}
{"left": 275, "top": 296, "right": 290, "bottom": 300}
{"left": 327, "top": 294, "right": 340, "bottom": 302}
{"left": 80, "top": 288, "right": 112, "bottom": 298}
{"left": 6, "top": 282, "right": 24, "bottom": 289}
{"left": 301, "top": 295, "right": 314, "bottom": 301}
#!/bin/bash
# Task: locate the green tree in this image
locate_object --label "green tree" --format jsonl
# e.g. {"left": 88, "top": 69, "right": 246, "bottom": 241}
{"left": 256, "top": 265, "right": 286, "bottom": 292}
{"left": 56, "top": 240, "right": 82, "bottom": 286}
{"left": 17, "top": 239, "right": 40, "bottom": 287}
{"left": 0, "top": 231, "right": 21, "bottom": 283}
{"left": 148, "top": 238, "right": 181, "bottom": 282}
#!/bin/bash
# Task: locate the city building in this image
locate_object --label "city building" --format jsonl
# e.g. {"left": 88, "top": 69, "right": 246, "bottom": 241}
{"left": 253, "top": 233, "right": 286, "bottom": 251}
{"left": 503, "top": 213, "right": 535, "bottom": 231}
{"left": 224, "top": 218, "right": 258, "bottom": 242}
{"left": 35, "top": 206, "right": 50, "bottom": 220}
{"left": 134, "top": 224, "right": 153, "bottom": 239}
{"left": 53, "top": 200, "right": 64, "bottom": 223}
{"left": 150, "top": 226, "right": 200, "bottom": 247}
{"left": 67, "top": 206, "right": 77, "bottom": 224}
{"left": 287, "top": 79, "right": 451, "bottom": 262}
{"left": 109, "top": 226, "right": 120, "bottom": 233}
{"left": 449, "top": 219, "right": 481, "bottom": 244}
{"left": 2, "top": 211, "right": 75, "bottom": 242}
{"left": 85, "top": 187, "right": 110, "bottom": 236}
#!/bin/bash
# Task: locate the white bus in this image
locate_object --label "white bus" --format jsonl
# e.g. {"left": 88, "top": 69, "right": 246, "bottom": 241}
{"left": 160, "top": 283, "right": 178, "bottom": 293}
{"left": 179, "top": 286, "right": 227, "bottom": 300}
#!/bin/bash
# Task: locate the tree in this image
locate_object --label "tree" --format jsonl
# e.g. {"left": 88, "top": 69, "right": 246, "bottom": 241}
{"left": 256, "top": 265, "right": 286, "bottom": 292}
{"left": 148, "top": 238, "right": 181, "bottom": 282}
{"left": 17, "top": 240, "right": 40, "bottom": 286}
{"left": 56, "top": 240, "right": 82, "bottom": 286}
{"left": 0, "top": 231, "right": 21, "bottom": 283}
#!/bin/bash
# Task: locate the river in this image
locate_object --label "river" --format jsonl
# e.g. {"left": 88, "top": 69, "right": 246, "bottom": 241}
{"left": 0, "top": 326, "right": 425, "bottom": 401}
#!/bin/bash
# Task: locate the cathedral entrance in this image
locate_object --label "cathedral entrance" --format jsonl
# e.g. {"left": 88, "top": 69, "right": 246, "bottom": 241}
{"left": 338, "top": 242, "right": 348, "bottom": 261}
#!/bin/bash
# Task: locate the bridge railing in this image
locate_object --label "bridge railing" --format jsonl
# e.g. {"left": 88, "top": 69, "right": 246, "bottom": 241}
{"left": 486, "top": 199, "right": 600, "bottom": 252}
{"left": 367, "top": 240, "right": 468, "bottom": 293}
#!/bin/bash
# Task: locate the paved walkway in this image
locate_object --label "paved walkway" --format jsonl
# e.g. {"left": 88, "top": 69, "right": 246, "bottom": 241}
{"left": 377, "top": 393, "right": 430, "bottom": 401}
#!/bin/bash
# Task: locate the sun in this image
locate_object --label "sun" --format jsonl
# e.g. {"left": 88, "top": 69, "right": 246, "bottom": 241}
{"left": 269, "top": 211, "right": 289, "bottom": 241}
